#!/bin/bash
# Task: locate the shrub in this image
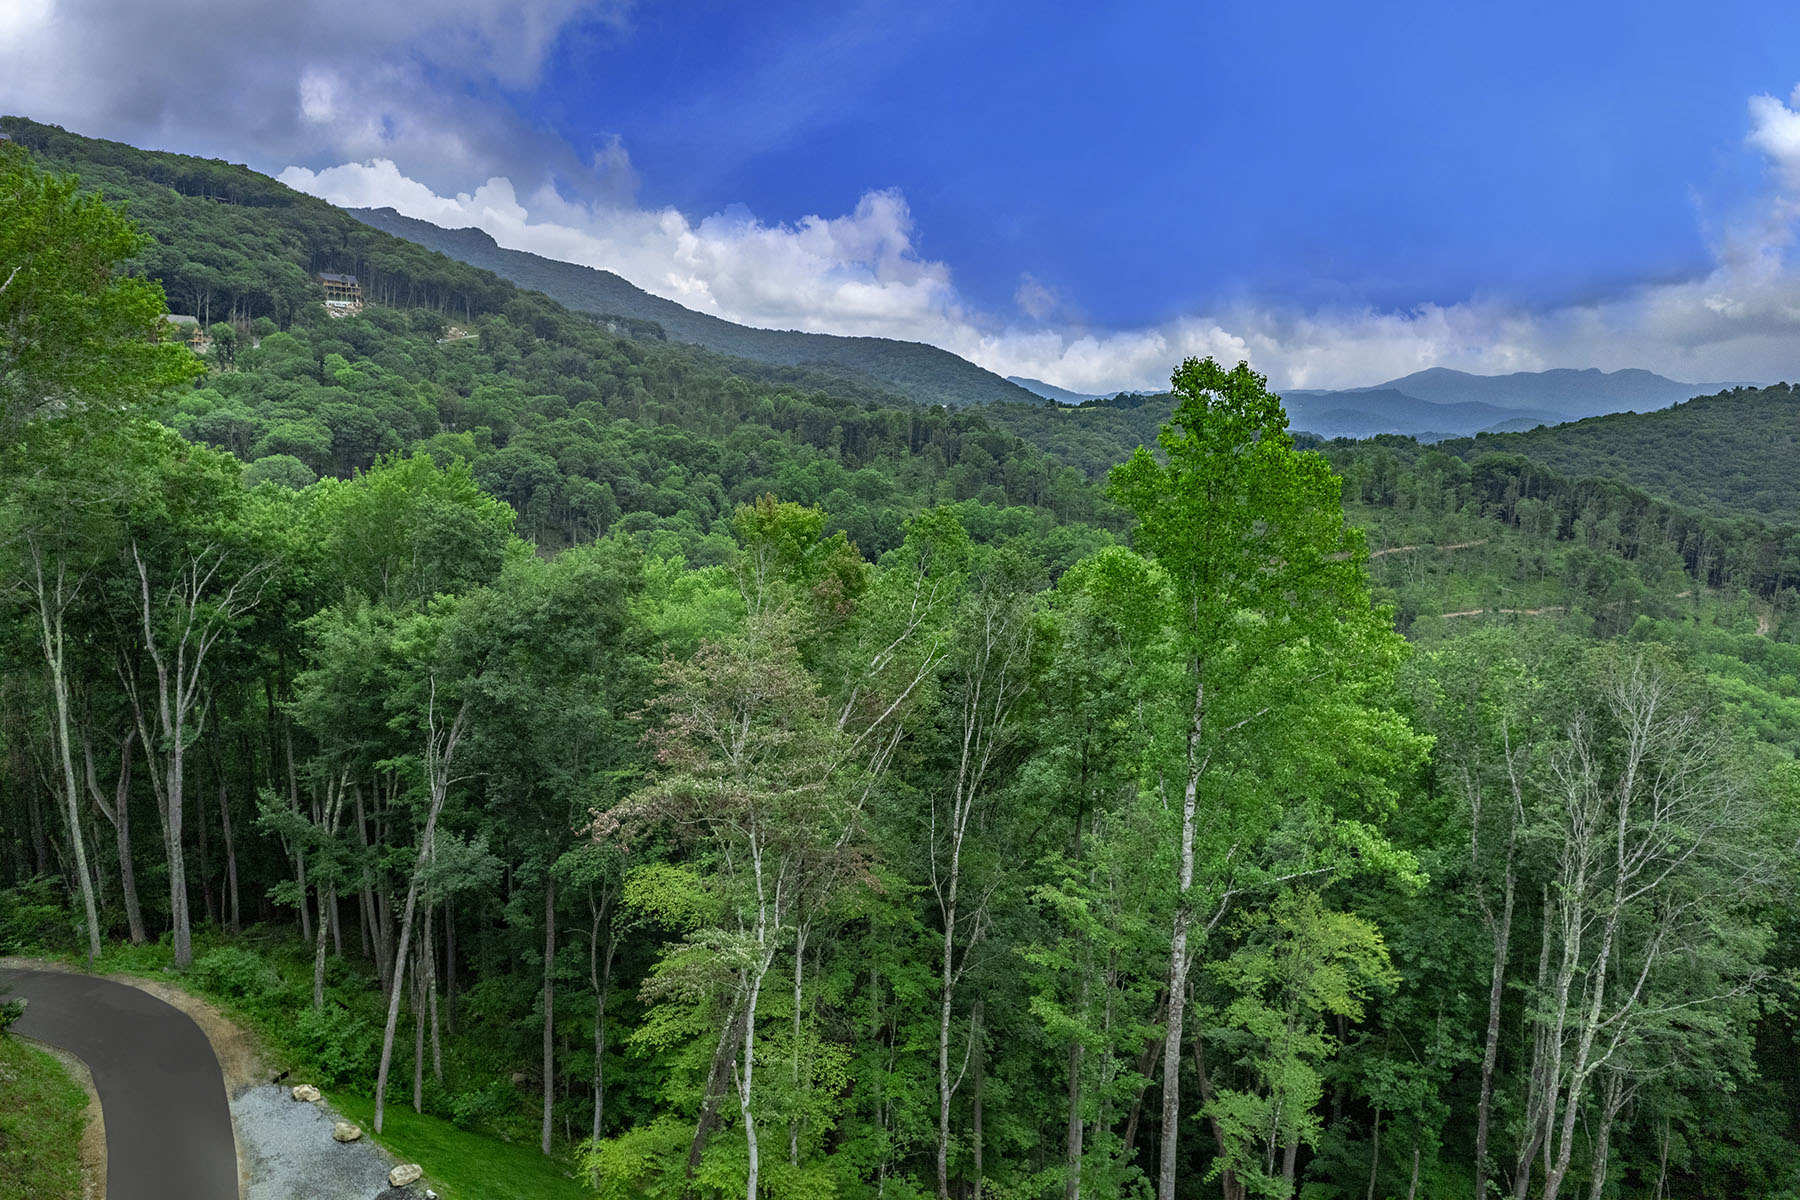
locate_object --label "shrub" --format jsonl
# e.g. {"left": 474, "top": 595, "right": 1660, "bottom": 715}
{"left": 0, "top": 984, "right": 26, "bottom": 1033}
{"left": 288, "top": 1001, "right": 378, "bottom": 1089}
{"left": 0, "top": 877, "right": 74, "bottom": 953}
{"left": 191, "top": 946, "right": 282, "bottom": 1003}
{"left": 449, "top": 1079, "right": 516, "bottom": 1131}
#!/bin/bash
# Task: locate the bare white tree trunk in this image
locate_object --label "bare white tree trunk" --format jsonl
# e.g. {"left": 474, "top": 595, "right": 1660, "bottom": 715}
{"left": 128, "top": 541, "right": 265, "bottom": 969}
{"left": 1157, "top": 679, "right": 1205, "bottom": 1200}
{"left": 736, "top": 832, "right": 782, "bottom": 1200}
{"left": 28, "top": 541, "right": 102, "bottom": 961}
{"left": 374, "top": 686, "right": 465, "bottom": 1135}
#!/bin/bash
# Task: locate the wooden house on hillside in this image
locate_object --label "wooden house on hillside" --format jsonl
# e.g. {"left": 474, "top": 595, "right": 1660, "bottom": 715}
{"left": 316, "top": 271, "right": 362, "bottom": 315}
{"left": 162, "top": 313, "right": 210, "bottom": 349}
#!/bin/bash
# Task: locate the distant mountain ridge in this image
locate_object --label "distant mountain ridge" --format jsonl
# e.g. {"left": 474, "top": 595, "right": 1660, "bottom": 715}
{"left": 1283, "top": 366, "right": 1745, "bottom": 440}
{"left": 349, "top": 207, "right": 1042, "bottom": 410}
{"left": 1005, "top": 376, "right": 1114, "bottom": 405}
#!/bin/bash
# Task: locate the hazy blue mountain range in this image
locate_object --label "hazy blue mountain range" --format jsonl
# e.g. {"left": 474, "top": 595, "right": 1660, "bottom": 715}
{"left": 1283, "top": 367, "right": 1748, "bottom": 440}
{"left": 349, "top": 207, "right": 1042, "bottom": 410}
{"left": 1279, "top": 387, "right": 1561, "bottom": 440}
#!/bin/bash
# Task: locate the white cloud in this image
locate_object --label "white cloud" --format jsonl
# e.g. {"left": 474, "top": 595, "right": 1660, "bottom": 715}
{"left": 282, "top": 118, "right": 1800, "bottom": 396}
{"left": 1014, "top": 275, "right": 1058, "bottom": 320}
{"left": 0, "top": 0, "right": 629, "bottom": 195}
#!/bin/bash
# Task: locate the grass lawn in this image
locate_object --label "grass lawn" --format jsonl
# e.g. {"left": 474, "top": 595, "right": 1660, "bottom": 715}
{"left": 330, "top": 1093, "right": 594, "bottom": 1200}
{"left": 0, "top": 1034, "right": 88, "bottom": 1200}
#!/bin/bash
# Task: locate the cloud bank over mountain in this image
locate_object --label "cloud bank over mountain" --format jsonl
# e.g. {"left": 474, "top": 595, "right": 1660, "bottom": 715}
{"left": 7, "top": 2, "right": 1800, "bottom": 392}
{"left": 278, "top": 105, "right": 1800, "bottom": 396}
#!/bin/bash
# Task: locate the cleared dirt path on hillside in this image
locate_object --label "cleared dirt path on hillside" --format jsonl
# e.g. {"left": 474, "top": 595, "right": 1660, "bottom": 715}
{"left": 1369, "top": 538, "right": 1489, "bottom": 559}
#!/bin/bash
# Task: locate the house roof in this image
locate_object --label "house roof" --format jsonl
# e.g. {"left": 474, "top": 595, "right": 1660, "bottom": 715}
{"left": 316, "top": 271, "right": 359, "bottom": 285}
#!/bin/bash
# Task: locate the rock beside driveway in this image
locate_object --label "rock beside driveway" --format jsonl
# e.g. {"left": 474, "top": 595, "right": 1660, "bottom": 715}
{"left": 234, "top": 1084, "right": 397, "bottom": 1199}
{"left": 333, "top": 1120, "right": 363, "bottom": 1143}
{"left": 389, "top": 1163, "right": 423, "bottom": 1186}
{"left": 291, "top": 1084, "right": 321, "bottom": 1102}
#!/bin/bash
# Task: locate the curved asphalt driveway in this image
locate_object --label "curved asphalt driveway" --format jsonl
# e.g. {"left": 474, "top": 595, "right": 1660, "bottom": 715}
{"left": 1, "top": 966, "right": 237, "bottom": 1200}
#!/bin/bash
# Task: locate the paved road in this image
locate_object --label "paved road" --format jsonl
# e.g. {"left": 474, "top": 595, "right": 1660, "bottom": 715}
{"left": 2, "top": 966, "right": 237, "bottom": 1200}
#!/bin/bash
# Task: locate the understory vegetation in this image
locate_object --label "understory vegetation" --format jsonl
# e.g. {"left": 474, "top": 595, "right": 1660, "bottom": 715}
{"left": 4, "top": 127, "right": 1800, "bottom": 1200}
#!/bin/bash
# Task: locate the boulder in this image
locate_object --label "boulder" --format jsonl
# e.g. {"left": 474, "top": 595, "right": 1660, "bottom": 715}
{"left": 331, "top": 1120, "right": 363, "bottom": 1143}
{"left": 389, "top": 1164, "right": 424, "bottom": 1187}
{"left": 291, "top": 1084, "right": 321, "bottom": 1102}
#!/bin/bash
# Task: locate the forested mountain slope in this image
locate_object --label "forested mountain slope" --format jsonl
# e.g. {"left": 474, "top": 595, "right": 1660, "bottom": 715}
{"left": 0, "top": 116, "right": 1106, "bottom": 561}
{"left": 1437, "top": 384, "right": 1800, "bottom": 522}
{"left": 349, "top": 206, "right": 1043, "bottom": 410}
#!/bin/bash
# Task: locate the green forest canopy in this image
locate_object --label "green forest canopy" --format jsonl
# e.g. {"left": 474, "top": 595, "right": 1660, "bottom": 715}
{"left": 2, "top": 126, "right": 1799, "bottom": 1200}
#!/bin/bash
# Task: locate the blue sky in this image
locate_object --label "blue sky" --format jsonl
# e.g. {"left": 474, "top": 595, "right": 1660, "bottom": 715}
{"left": 536, "top": 1, "right": 1772, "bottom": 321}
{"left": 8, "top": 0, "right": 1800, "bottom": 390}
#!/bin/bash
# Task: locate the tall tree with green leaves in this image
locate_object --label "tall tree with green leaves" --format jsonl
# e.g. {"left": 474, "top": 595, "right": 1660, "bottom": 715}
{"left": 1107, "top": 357, "right": 1420, "bottom": 1200}
{"left": 0, "top": 144, "right": 201, "bottom": 447}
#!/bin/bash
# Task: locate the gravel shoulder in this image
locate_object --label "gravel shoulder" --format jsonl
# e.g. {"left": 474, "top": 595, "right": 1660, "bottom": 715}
{"left": 235, "top": 1085, "right": 401, "bottom": 1200}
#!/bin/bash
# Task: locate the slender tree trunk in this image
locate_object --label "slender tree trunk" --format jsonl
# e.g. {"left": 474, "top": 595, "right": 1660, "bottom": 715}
{"left": 737, "top": 942, "right": 774, "bottom": 1200}
{"left": 33, "top": 554, "right": 101, "bottom": 962}
{"left": 83, "top": 730, "right": 145, "bottom": 944}
{"left": 198, "top": 776, "right": 215, "bottom": 927}
{"left": 542, "top": 875, "right": 556, "bottom": 1156}
{"left": 1407, "top": 1137, "right": 1421, "bottom": 1200}
{"left": 285, "top": 722, "right": 311, "bottom": 945}
{"left": 789, "top": 921, "right": 808, "bottom": 1167}
{"left": 358, "top": 886, "right": 374, "bottom": 958}
{"left": 1652, "top": 1116, "right": 1671, "bottom": 1200}
{"left": 411, "top": 940, "right": 425, "bottom": 1113}
{"left": 1367, "top": 1109, "right": 1382, "bottom": 1200}
{"left": 373, "top": 694, "right": 463, "bottom": 1136}
{"left": 1473, "top": 872, "right": 1513, "bottom": 1199}
{"left": 1513, "top": 887, "right": 1558, "bottom": 1200}
{"left": 26, "top": 776, "right": 50, "bottom": 876}
{"left": 1582, "top": 1073, "right": 1630, "bottom": 1200}
{"left": 1191, "top": 1027, "right": 1243, "bottom": 1200}
{"left": 1473, "top": 759, "right": 1521, "bottom": 1200}
{"left": 936, "top": 880, "right": 960, "bottom": 1200}
{"left": 1064, "top": 1037, "right": 1085, "bottom": 1200}
{"left": 590, "top": 892, "right": 614, "bottom": 1143}
{"left": 313, "top": 877, "right": 333, "bottom": 1009}
{"left": 971, "top": 1000, "right": 985, "bottom": 1200}
{"left": 445, "top": 894, "right": 457, "bottom": 1035}
{"left": 685, "top": 1001, "right": 749, "bottom": 1186}
{"left": 1158, "top": 680, "right": 1206, "bottom": 1200}
{"left": 1120, "top": 1017, "right": 1166, "bottom": 1157}
{"left": 166, "top": 734, "right": 192, "bottom": 969}
{"left": 219, "top": 776, "right": 240, "bottom": 934}
{"left": 425, "top": 906, "right": 442, "bottom": 1082}
{"left": 311, "top": 776, "right": 345, "bottom": 1009}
